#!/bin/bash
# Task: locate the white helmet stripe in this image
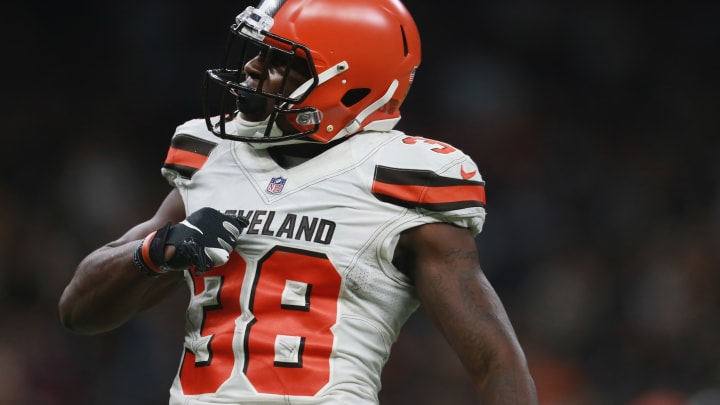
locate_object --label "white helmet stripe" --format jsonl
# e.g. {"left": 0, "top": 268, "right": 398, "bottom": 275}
{"left": 288, "top": 61, "right": 350, "bottom": 101}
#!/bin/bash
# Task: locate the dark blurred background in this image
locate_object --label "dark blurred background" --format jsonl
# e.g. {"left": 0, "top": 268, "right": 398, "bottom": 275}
{"left": 1, "top": 1, "right": 719, "bottom": 404}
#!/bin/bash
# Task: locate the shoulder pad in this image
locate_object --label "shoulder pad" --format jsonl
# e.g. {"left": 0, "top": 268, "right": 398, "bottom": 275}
{"left": 162, "top": 119, "right": 219, "bottom": 179}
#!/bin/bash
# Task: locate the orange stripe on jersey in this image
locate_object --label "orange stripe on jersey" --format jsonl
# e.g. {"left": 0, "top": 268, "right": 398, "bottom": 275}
{"left": 165, "top": 147, "right": 209, "bottom": 170}
{"left": 373, "top": 182, "right": 486, "bottom": 205}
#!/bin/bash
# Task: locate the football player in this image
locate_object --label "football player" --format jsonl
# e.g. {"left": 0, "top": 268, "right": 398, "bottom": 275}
{"left": 59, "top": 0, "right": 538, "bottom": 403}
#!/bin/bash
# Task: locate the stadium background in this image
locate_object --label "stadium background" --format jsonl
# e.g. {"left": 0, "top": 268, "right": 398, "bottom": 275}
{"left": 1, "top": 1, "right": 718, "bottom": 404}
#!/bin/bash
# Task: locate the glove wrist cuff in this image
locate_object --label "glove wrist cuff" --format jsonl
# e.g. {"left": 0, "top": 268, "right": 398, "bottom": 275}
{"left": 132, "top": 231, "right": 168, "bottom": 278}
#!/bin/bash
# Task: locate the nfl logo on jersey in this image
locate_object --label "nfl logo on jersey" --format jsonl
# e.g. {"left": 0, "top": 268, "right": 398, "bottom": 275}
{"left": 266, "top": 177, "right": 287, "bottom": 194}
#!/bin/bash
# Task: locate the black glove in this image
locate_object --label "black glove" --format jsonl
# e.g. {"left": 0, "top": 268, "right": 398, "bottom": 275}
{"left": 134, "top": 207, "right": 249, "bottom": 277}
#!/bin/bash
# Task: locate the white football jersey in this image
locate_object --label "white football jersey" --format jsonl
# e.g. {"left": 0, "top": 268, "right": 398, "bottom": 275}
{"left": 161, "top": 118, "right": 487, "bottom": 405}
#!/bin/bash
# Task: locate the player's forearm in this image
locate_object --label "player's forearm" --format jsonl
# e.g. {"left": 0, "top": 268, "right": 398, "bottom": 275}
{"left": 457, "top": 320, "right": 538, "bottom": 404}
{"left": 58, "top": 241, "right": 181, "bottom": 335}
{"left": 447, "top": 292, "right": 538, "bottom": 404}
{"left": 473, "top": 345, "right": 538, "bottom": 405}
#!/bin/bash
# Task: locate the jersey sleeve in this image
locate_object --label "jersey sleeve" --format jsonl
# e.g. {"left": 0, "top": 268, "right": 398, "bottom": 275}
{"left": 161, "top": 118, "right": 219, "bottom": 188}
{"left": 370, "top": 134, "right": 487, "bottom": 235}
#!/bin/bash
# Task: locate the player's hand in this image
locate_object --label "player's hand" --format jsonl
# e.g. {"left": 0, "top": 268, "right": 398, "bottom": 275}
{"left": 134, "top": 207, "right": 249, "bottom": 276}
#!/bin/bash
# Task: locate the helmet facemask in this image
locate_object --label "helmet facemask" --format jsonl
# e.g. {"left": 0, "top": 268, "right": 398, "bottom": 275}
{"left": 203, "top": 6, "right": 322, "bottom": 144}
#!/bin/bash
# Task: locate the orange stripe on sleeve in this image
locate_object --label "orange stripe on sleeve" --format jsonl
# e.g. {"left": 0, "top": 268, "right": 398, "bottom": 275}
{"left": 165, "top": 147, "right": 210, "bottom": 170}
{"left": 372, "top": 182, "right": 425, "bottom": 203}
{"left": 423, "top": 183, "right": 486, "bottom": 205}
{"left": 372, "top": 181, "right": 486, "bottom": 206}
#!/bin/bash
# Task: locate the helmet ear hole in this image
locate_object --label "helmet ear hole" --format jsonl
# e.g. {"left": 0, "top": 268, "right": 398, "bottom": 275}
{"left": 341, "top": 88, "right": 371, "bottom": 107}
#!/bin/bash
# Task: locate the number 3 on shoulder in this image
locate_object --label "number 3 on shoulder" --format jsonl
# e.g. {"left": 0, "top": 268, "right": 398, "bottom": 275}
{"left": 402, "top": 136, "right": 457, "bottom": 154}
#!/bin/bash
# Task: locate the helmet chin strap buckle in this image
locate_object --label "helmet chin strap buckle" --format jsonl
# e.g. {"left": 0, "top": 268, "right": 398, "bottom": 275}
{"left": 296, "top": 110, "right": 322, "bottom": 126}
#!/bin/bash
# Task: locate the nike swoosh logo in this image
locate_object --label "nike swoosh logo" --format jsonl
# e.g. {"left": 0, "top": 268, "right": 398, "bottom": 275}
{"left": 460, "top": 166, "right": 476, "bottom": 180}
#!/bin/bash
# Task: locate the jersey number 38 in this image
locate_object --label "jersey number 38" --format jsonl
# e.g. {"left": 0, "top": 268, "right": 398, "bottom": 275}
{"left": 178, "top": 246, "right": 342, "bottom": 396}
